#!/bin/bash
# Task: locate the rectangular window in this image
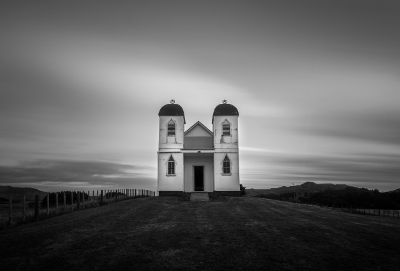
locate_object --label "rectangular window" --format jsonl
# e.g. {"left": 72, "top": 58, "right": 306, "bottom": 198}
{"left": 223, "top": 160, "right": 230, "bottom": 174}
{"left": 168, "top": 161, "right": 175, "bottom": 175}
{"left": 168, "top": 123, "right": 175, "bottom": 136}
{"left": 222, "top": 124, "right": 230, "bottom": 136}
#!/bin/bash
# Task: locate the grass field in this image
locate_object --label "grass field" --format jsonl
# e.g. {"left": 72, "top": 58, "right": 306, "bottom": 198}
{"left": 1, "top": 196, "right": 399, "bottom": 271}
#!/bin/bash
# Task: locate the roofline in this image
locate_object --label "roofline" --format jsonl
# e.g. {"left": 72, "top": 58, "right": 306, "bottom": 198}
{"left": 184, "top": 121, "right": 213, "bottom": 136}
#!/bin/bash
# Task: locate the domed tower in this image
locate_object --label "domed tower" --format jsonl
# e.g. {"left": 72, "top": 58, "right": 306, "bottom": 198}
{"left": 158, "top": 100, "right": 185, "bottom": 149}
{"left": 212, "top": 100, "right": 240, "bottom": 194}
{"left": 157, "top": 100, "right": 185, "bottom": 195}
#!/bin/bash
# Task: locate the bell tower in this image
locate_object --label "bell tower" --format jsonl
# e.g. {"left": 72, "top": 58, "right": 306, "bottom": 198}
{"left": 212, "top": 100, "right": 240, "bottom": 193}
{"left": 157, "top": 100, "right": 185, "bottom": 195}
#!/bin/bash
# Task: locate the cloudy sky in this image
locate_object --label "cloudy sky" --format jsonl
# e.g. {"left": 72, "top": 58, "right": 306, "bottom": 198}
{"left": 1, "top": 0, "right": 400, "bottom": 192}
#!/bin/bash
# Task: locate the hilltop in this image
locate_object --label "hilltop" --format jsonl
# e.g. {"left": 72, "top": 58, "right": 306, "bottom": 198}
{"left": 1, "top": 196, "right": 399, "bottom": 270}
{"left": 0, "top": 185, "right": 48, "bottom": 201}
{"left": 246, "top": 182, "right": 351, "bottom": 197}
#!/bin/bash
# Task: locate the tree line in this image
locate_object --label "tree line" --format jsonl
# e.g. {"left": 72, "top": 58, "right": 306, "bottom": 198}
{"left": 258, "top": 187, "right": 400, "bottom": 209}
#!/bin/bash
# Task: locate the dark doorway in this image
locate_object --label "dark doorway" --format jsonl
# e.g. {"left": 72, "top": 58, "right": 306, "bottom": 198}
{"left": 194, "top": 166, "right": 204, "bottom": 191}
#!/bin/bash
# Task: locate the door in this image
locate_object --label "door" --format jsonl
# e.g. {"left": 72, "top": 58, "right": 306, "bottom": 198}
{"left": 194, "top": 166, "right": 204, "bottom": 191}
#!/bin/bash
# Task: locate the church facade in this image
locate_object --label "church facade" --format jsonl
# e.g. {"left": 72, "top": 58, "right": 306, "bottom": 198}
{"left": 157, "top": 100, "right": 240, "bottom": 196}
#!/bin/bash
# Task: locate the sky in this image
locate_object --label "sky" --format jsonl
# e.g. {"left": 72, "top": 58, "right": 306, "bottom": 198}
{"left": 1, "top": 0, "right": 400, "bottom": 192}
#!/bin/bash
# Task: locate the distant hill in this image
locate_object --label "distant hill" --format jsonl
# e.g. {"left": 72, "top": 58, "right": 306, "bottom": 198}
{"left": 0, "top": 186, "right": 48, "bottom": 201}
{"left": 249, "top": 183, "right": 400, "bottom": 209}
{"left": 246, "top": 182, "right": 352, "bottom": 197}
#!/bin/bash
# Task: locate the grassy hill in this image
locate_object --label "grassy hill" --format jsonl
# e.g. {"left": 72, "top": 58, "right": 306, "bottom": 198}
{"left": 0, "top": 185, "right": 48, "bottom": 201}
{"left": 1, "top": 196, "right": 399, "bottom": 270}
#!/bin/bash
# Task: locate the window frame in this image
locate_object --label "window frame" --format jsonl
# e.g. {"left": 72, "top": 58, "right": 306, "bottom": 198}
{"left": 222, "top": 155, "right": 232, "bottom": 175}
{"left": 167, "top": 155, "right": 176, "bottom": 176}
{"left": 222, "top": 119, "right": 231, "bottom": 136}
{"left": 167, "top": 119, "right": 176, "bottom": 137}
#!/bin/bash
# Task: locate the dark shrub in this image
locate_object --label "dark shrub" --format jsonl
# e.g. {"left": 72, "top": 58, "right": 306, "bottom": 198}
{"left": 240, "top": 184, "right": 246, "bottom": 196}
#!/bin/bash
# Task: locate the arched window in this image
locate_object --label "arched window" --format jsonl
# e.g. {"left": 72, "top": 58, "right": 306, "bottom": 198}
{"left": 222, "top": 120, "right": 230, "bottom": 136}
{"left": 168, "top": 156, "right": 175, "bottom": 175}
{"left": 223, "top": 155, "right": 231, "bottom": 174}
{"left": 168, "top": 120, "right": 175, "bottom": 136}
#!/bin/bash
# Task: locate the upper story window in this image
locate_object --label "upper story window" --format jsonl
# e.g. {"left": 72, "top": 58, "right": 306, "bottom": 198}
{"left": 223, "top": 155, "right": 231, "bottom": 174}
{"left": 222, "top": 120, "right": 230, "bottom": 136}
{"left": 168, "top": 120, "right": 175, "bottom": 136}
{"left": 168, "top": 155, "right": 175, "bottom": 175}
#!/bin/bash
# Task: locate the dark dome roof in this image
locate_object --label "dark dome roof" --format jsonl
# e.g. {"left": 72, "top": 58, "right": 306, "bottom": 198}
{"left": 212, "top": 103, "right": 239, "bottom": 123}
{"left": 213, "top": 103, "right": 239, "bottom": 117}
{"left": 158, "top": 104, "right": 186, "bottom": 123}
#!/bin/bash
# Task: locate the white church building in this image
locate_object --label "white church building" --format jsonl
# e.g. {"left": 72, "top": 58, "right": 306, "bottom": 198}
{"left": 157, "top": 100, "right": 240, "bottom": 197}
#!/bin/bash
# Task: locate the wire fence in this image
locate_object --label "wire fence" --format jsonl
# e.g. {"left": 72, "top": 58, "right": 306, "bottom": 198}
{"left": 0, "top": 188, "right": 155, "bottom": 229}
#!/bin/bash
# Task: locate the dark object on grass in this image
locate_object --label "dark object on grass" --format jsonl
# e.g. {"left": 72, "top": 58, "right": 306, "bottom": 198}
{"left": 240, "top": 184, "right": 246, "bottom": 196}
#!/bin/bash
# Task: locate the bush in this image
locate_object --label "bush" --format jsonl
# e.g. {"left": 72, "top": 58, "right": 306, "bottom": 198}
{"left": 240, "top": 184, "right": 246, "bottom": 196}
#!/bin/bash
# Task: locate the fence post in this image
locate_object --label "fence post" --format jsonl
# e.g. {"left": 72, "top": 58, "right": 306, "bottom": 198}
{"left": 56, "top": 193, "right": 58, "bottom": 215}
{"left": 9, "top": 196, "right": 12, "bottom": 225}
{"left": 71, "top": 191, "right": 74, "bottom": 210}
{"left": 101, "top": 190, "right": 103, "bottom": 203}
{"left": 77, "top": 192, "right": 80, "bottom": 210}
{"left": 35, "top": 195, "right": 39, "bottom": 221}
{"left": 64, "top": 193, "right": 66, "bottom": 212}
{"left": 23, "top": 195, "right": 26, "bottom": 222}
{"left": 47, "top": 193, "right": 50, "bottom": 216}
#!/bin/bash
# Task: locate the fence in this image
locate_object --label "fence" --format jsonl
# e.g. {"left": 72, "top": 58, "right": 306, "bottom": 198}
{"left": 0, "top": 188, "right": 155, "bottom": 228}
{"left": 303, "top": 202, "right": 400, "bottom": 218}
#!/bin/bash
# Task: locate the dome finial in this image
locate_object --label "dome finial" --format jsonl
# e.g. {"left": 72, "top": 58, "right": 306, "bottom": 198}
{"left": 170, "top": 99, "right": 175, "bottom": 104}
{"left": 222, "top": 99, "right": 227, "bottom": 104}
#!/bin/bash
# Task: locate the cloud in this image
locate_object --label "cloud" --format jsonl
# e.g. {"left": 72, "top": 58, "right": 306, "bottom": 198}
{"left": 0, "top": 160, "right": 156, "bottom": 192}
{"left": 295, "top": 110, "right": 400, "bottom": 146}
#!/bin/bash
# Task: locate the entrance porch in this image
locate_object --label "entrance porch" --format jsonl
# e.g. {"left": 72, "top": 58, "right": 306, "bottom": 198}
{"left": 184, "top": 153, "right": 214, "bottom": 193}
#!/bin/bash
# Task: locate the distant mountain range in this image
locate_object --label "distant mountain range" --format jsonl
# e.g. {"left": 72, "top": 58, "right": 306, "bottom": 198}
{"left": 0, "top": 186, "right": 48, "bottom": 201}
{"left": 245, "top": 182, "right": 399, "bottom": 197}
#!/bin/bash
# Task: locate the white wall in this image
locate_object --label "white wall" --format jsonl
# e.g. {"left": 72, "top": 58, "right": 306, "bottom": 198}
{"left": 185, "top": 124, "right": 212, "bottom": 137}
{"left": 159, "top": 116, "right": 185, "bottom": 150}
{"left": 214, "top": 152, "right": 240, "bottom": 191}
{"left": 184, "top": 154, "right": 214, "bottom": 192}
{"left": 213, "top": 115, "right": 238, "bottom": 150}
{"left": 158, "top": 152, "right": 184, "bottom": 192}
